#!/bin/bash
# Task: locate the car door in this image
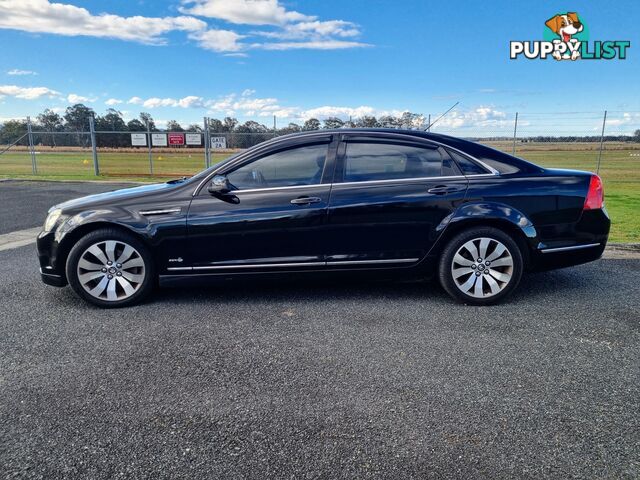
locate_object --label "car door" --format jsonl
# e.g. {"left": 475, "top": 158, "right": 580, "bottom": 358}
{"left": 185, "top": 135, "right": 337, "bottom": 271}
{"left": 325, "top": 134, "right": 469, "bottom": 267}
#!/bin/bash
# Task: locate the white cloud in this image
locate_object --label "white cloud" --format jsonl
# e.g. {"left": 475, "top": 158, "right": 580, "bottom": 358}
{"left": 7, "top": 69, "right": 37, "bottom": 76}
{"left": 0, "top": 0, "right": 369, "bottom": 54}
{"left": 433, "top": 107, "right": 508, "bottom": 129}
{"left": 179, "top": 0, "right": 312, "bottom": 26}
{"left": 299, "top": 105, "right": 375, "bottom": 120}
{"left": 258, "top": 40, "right": 370, "bottom": 50}
{"left": 0, "top": 0, "right": 207, "bottom": 44}
{"left": 0, "top": 84, "right": 60, "bottom": 99}
{"left": 177, "top": 96, "right": 206, "bottom": 108}
{"left": 128, "top": 95, "right": 206, "bottom": 109}
{"left": 123, "top": 91, "right": 406, "bottom": 121}
{"left": 606, "top": 112, "right": 640, "bottom": 126}
{"left": 190, "top": 29, "right": 245, "bottom": 52}
{"left": 180, "top": 0, "right": 369, "bottom": 52}
{"left": 105, "top": 98, "right": 123, "bottom": 106}
{"left": 256, "top": 20, "right": 360, "bottom": 40}
{"left": 67, "top": 93, "right": 96, "bottom": 103}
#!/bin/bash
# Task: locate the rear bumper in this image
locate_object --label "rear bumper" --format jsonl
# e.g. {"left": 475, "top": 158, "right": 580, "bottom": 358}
{"left": 531, "top": 207, "right": 610, "bottom": 271}
{"left": 533, "top": 242, "right": 606, "bottom": 271}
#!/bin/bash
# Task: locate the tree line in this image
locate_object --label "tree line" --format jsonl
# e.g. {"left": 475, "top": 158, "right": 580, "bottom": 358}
{"left": 1, "top": 104, "right": 639, "bottom": 147}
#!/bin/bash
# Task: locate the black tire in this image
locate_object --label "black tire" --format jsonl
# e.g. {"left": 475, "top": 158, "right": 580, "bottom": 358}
{"left": 438, "top": 226, "right": 523, "bottom": 305}
{"left": 66, "top": 228, "right": 155, "bottom": 308}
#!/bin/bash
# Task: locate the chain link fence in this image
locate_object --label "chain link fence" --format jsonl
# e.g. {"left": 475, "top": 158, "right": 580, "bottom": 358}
{"left": 1, "top": 111, "right": 639, "bottom": 180}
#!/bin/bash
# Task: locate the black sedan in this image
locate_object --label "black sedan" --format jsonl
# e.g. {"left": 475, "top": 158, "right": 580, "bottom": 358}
{"left": 37, "top": 129, "right": 610, "bottom": 307}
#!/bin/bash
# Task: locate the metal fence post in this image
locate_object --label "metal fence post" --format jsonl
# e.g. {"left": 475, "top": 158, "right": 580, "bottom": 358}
{"left": 146, "top": 121, "right": 153, "bottom": 175}
{"left": 89, "top": 116, "right": 99, "bottom": 176}
{"left": 27, "top": 116, "right": 37, "bottom": 174}
{"left": 596, "top": 110, "right": 607, "bottom": 174}
{"left": 512, "top": 112, "right": 519, "bottom": 155}
{"left": 203, "top": 116, "right": 210, "bottom": 168}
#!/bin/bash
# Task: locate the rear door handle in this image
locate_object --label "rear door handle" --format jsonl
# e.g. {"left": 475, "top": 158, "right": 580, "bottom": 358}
{"left": 290, "top": 196, "right": 322, "bottom": 205}
{"left": 427, "top": 185, "right": 465, "bottom": 195}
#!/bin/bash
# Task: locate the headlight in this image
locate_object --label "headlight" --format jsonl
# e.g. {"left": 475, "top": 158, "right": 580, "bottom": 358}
{"left": 43, "top": 209, "right": 63, "bottom": 232}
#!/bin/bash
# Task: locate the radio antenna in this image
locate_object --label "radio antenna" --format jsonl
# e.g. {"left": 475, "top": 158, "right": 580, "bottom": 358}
{"left": 426, "top": 101, "right": 459, "bottom": 131}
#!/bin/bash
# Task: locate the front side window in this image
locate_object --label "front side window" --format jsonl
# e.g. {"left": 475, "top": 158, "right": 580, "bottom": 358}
{"left": 227, "top": 143, "right": 328, "bottom": 190}
{"left": 343, "top": 142, "right": 445, "bottom": 182}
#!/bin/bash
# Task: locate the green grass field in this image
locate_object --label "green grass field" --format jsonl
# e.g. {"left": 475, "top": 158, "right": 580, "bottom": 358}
{"left": 1, "top": 145, "right": 638, "bottom": 242}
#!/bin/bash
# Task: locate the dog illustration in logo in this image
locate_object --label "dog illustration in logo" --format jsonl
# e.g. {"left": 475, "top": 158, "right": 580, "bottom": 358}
{"left": 545, "top": 12, "right": 584, "bottom": 60}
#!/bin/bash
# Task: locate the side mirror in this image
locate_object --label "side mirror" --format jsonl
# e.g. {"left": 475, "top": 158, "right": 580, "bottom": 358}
{"left": 208, "top": 175, "right": 231, "bottom": 195}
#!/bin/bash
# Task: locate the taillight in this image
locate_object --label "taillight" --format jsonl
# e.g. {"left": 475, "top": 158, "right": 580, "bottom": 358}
{"left": 584, "top": 174, "right": 604, "bottom": 210}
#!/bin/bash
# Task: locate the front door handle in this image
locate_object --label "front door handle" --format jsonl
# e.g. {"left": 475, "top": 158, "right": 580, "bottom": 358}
{"left": 290, "top": 196, "right": 322, "bottom": 205}
{"left": 427, "top": 185, "right": 465, "bottom": 195}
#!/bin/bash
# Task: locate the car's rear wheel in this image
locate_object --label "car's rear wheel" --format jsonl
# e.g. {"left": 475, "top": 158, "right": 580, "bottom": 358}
{"left": 438, "top": 227, "right": 523, "bottom": 305}
{"left": 66, "top": 228, "right": 154, "bottom": 308}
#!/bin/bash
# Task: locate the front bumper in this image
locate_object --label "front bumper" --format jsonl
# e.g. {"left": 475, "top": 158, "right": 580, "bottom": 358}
{"left": 37, "top": 230, "right": 68, "bottom": 287}
{"left": 40, "top": 269, "right": 67, "bottom": 287}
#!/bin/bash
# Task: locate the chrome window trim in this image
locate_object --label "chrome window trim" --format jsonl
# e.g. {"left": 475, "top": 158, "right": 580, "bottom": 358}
{"left": 192, "top": 132, "right": 334, "bottom": 196}
{"left": 333, "top": 175, "right": 464, "bottom": 187}
{"left": 340, "top": 131, "right": 500, "bottom": 176}
{"left": 232, "top": 183, "right": 330, "bottom": 194}
{"left": 196, "top": 173, "right": 495, "bottom": 195}
{"left": 437, "top": 143, "right": 500, "bottom": 176}
{"left": 192, "top": 132, "right": 501, "bottom": 196}
{"left": 540, "top": 243, "right": 601, "bottom": 254}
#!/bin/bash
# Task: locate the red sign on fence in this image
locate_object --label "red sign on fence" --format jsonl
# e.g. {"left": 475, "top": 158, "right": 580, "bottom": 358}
{"left": 168, "top": 133, "right": 185, "bottom": 145}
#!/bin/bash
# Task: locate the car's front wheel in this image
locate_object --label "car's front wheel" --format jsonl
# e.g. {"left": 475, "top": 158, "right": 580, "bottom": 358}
{"left": 438, "top": 227, "right": 523, "bottom": 305}
{"left": 66, "top": 228, "right": 155, "bottom": 308}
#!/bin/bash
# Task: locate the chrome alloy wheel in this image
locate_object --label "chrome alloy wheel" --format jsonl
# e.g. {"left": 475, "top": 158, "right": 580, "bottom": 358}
{"left": 76, "top": 240, "right": 146, "bottom": 301}
{"left": 450, "top": 237, "right": 514, "bottom": 299}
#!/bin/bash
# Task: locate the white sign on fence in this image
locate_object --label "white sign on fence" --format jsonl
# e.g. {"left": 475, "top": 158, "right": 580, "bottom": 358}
{"left": 211, "top": 136, "right": 227, "bottom": 149}
{"left": 185, "top": 133, "right": 202, "bottom": 146}
{"left": 151, "top": 133, "right": 167, "bottom": 147}
{"left": 131, "top": 133, "right": 147, "bottom": 146}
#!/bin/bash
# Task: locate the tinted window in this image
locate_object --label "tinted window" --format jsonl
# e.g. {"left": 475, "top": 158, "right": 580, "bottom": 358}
{"left": 447, "top": 149, "right": 489, "bottom": 175}
{"left": 343, "top": 142, "right": 443, "bottom": 182}
{"left": 227, "top": 144, "right": 327, "bottom": 190}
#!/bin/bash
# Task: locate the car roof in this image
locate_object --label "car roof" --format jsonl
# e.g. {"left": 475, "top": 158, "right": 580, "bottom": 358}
{"left": 275, "top": 127, "right": 443, "bottom": 141}
{"left": 266, "top": 128, "right": 543, "bottom": 175}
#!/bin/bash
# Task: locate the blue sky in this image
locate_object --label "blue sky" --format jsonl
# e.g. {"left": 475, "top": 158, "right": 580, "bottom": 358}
{"left": 1, "top": 0, "right": 639, "bottom": 134}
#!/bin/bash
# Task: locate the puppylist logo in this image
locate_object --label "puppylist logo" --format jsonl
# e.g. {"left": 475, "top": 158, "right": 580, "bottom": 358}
{"left": 510, "top": 12, "right": 630, "bottom": 61}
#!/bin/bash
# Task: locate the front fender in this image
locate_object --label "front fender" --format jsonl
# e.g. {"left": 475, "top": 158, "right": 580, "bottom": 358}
{"left": 56, "top": 207, "right": 154, "bottom": 245}
{"left": 43, "top": 206, "right": 186, "bottom": 277}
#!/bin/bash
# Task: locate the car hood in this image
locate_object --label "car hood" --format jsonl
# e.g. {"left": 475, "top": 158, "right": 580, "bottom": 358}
{"left": 52, "top": 182, "right": 179, "bottom": 212}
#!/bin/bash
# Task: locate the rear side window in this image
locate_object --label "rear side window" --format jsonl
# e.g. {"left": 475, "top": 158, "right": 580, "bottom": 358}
{"left": 343, "top": 142, "right": 445, "bottom": 182}
{"left": 447, "top": 149, "right": 490, "bottom": 175}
